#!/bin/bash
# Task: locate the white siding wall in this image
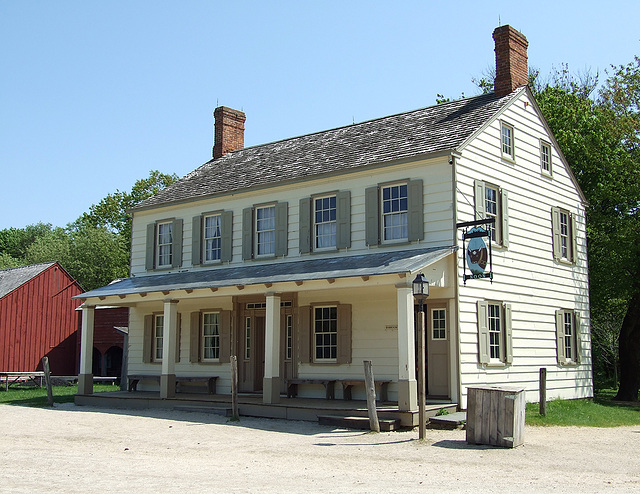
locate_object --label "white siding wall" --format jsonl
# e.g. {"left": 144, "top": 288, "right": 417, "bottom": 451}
{"left": 456, "top": 91, "right": 592, "bottom": 407}
{"left": 130, "top": 157, "right": 455, "bottom": 277}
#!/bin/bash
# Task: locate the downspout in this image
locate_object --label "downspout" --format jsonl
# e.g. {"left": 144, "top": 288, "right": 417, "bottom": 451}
{"left": 450, "top": 152, "right": 463, "bottom": 409}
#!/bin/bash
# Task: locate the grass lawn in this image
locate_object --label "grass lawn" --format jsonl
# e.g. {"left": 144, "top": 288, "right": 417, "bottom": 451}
{"left": 525, "top": 389, "right": 640, "bottom": 427}
{"left": 0, "top": 383, "right": 121, "bottom": 407}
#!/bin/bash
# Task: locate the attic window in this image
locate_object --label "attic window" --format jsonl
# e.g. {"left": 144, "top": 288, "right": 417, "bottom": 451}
{"left": 501, "top": 122, "right": 515, "bottom": 161}
{"left": 540, "top": 141, "right": 552, "bottom": 176}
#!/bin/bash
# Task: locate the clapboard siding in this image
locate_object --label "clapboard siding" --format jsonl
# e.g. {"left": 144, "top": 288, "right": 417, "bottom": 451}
{"left": 455, "top": 90, "right": 591, "bottom": 407}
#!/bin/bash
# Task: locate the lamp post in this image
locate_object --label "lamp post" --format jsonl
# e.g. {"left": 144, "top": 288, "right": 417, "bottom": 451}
{"left": 412, "top": 273, "right": 429, "bottom": 440}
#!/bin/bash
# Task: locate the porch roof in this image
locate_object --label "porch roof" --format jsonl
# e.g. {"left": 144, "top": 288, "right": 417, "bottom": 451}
{"left": 76, "top": 245, "right": 456, "bottom": 300}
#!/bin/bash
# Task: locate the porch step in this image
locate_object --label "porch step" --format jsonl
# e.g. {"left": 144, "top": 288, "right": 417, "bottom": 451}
{"left": 427, "top": 411, "right": 467, "bottom": 430}
{"left": 174, "top": 405, "right": 233, "bottom": 417}
{"left": 318, "top": 415, "right": 401, "bottom": 432}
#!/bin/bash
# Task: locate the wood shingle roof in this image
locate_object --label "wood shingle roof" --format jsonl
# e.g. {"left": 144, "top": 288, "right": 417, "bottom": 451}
{"left": 136, "top": 91, "right": 517, "bottom": 210}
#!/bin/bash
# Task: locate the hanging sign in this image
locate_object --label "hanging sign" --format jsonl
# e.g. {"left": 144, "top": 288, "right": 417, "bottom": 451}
{"left": 456, "top": 218, "right": 495, "bottom": 284}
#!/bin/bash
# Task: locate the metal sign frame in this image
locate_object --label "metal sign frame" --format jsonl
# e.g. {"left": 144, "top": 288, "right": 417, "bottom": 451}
{"left": 456, "top": 218, "right": 495, "bottom": 285}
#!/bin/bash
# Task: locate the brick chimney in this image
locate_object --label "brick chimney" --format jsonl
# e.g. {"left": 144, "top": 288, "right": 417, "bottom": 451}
{"left": 213, "top": 106, "right": 246, "bottom": 159}
{"left": 493, "top": 25, "right": 529, "bottom": 97}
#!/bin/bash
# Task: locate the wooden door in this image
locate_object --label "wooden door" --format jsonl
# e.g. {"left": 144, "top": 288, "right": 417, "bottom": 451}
{"left": 239, "top": 310, "right": 266, "bottom": 393}
{"left": 427, "top": 303, "right": 449, "bottom": 398}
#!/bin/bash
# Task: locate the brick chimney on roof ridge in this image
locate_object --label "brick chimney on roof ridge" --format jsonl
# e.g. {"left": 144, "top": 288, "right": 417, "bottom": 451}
{"left": 213, "top": 106, "right": 246, "bottom": 159}
{"left": 493, "top": 25, "right": 529, "bottom": 98}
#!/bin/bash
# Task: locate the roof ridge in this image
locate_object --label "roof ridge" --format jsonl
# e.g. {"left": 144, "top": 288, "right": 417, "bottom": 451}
{"left": 0, "top": 261, "right": 56, "bottom": 274}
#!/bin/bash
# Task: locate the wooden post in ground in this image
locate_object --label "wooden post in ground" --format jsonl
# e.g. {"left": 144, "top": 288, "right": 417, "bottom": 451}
{"left": 539, "top": 367, "right": 547, "bottom": 416}
{"left": 417, "top": 309, "right": 426, "bottom": 440}
{"left": 231, "top": 355, "right": 239, "bottom": 421}
{"left": 363, "top": 360, "right": 380, "bottom": 432}
{"left": 41, "top": 357, "right": 54, "bottom": 407}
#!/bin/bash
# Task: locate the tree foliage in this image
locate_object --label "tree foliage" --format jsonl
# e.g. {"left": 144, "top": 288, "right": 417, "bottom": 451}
{"left": 0, "top": 170, "right": 177, "bottom": 291}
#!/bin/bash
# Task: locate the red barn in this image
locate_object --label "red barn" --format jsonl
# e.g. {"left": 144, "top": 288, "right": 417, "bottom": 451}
{"left": 0, "top": 262, "right": 83, "bottom": 375}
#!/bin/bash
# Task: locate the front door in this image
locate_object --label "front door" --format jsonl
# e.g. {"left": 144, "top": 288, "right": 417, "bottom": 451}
{"left": 427, "top": 303, "right": 449, "bottom": 398}
{"left": 239, "top": 310, "right": 265, "bottom": 392}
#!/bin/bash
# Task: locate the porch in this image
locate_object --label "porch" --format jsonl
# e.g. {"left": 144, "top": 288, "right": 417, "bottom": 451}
{"left": 74, "top": 390, "right": 457, "bottom": 429}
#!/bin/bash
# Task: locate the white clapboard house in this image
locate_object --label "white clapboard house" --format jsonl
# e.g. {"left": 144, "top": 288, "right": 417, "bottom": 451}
{"left": 76, "top": 25, "right": 592, "bottom": 417}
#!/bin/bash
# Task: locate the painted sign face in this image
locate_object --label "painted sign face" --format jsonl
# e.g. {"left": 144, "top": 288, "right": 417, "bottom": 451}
{"left": 466, "top": 227, "right": 488, "bottom": 275}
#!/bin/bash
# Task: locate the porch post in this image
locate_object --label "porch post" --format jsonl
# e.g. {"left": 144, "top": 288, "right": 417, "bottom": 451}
{"left": 263, "top": 292, "right": 281, "bottom": 404}
{"left": 160, "top": 299, "right": 178, "bottom": 399}
{"left": 78, "top": 305, "right": 95, "bottom": 395}
{"left": 396, "top": 285, "right": 417, "bottom": 411}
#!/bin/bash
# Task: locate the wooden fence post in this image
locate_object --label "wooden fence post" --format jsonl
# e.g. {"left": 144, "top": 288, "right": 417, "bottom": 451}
{"left": 41, "top": 357, "right": 54, "bottom": 407}
{"left": 539, "top": 367, "right": 547, "bottom": 416}
{"left": 363, "top": 360, "right": 380, "bottom": 432}
{"left": 231, "top": 355, "right": 239, "bottom": 421}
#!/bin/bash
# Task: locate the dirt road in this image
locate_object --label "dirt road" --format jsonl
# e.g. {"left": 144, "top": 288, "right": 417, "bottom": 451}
{"left": 1, "top": 403, "right": 638, "bottom": 492}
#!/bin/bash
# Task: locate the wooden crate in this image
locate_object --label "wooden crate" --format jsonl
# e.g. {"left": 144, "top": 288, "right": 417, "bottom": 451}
{"left": 466, "top": 386, "right": 525, "bottom": 448}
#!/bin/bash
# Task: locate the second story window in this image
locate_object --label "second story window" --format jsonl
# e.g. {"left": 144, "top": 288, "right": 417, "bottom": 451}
{"left": 256, "top": 205, "right": 276, "bottom": 256}
{"left": 484, "top": 185, "right": 499, "bottom": 241}
{"left": 204, "top": 214, "right": 222, "bottom": 262}
{"left": 157, "top": 221, "right": 173, "bottom": 267}
{"left": 314, "top": 195, "right": 337, "bottom": 250}
{"left": 382, "top": 183, "right": 408, "bottom": 242}
{"left": 552, "top": 207, "right": 577, "bottom": 263}
{"left": 474, "top": 180, "right": 509, "bottom": 247}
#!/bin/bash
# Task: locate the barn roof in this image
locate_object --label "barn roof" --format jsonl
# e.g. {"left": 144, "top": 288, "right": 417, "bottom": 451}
{"left": 0, "top": 262, "right": 57, "bottom": 299}
{"left": 135, "top": 90, "right": 520, "bottom": 210}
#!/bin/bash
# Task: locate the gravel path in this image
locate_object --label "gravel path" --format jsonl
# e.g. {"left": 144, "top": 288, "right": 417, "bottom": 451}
{"left": 1, "top": 403, "right": 639, "bottom": 493}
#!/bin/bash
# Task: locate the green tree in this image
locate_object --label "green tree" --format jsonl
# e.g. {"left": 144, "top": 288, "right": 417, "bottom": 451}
{"left": 0, "top": 222, "right": 53, "bottom": 260}
{"left": 25, "top": 225, "right": 129, "bottom": 291}
{"left": 74, "top": 170, "right": 177, "bottom": 249}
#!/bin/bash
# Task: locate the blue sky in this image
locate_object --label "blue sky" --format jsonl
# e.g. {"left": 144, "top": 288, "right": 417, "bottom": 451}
{"left": 2, "top": 1, "right": 639, "bottom": 230}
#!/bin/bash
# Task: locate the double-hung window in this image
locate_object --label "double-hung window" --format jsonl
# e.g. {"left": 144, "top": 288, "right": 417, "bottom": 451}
{"left": 145, "top": 219, "right": 183, "bottom": 270}
{"left": 299, "top": 192, "right": 351, "bottom": 253}
{"left": 551, "top": 207, "right": 577, "bottom": 263}
{"left": 382, "top": 183, "right": 408, "bottom": 242}
{"left": 501, "top": 122, "right": 515, "bottom": 161}
{"left": 477, "top": 300, "right": 512, "bottom": 365}
{"left": 365, "top": 180, "right": 423, "bottom": 246}
{"left": 153, "top": 314, "right": 164, "bottom": 362}
{"left": 314, "top": 195, "right": 337, "bottom": 250}
{"left": 202, "top": 312, "right": 220, "bottom": 361}
{"left": 540, "top": 140, "right": 552, "bottom": 176}
{"left": 556, "top": 309, "right": 581, "bottom": 365}
{"left": 242, "top": 202, "right": 288, "bottom": 259}
{"left": 314, "top": 306, "right": 338, "bottom": 361}
{"left": 474, "top": 180, "right": 509, "bottom": 247}
{"left": 204, "top": 214, "right": 222, "bottom": 262}
{"left": 256, "top": 205, "right": 276, "bottom": 256}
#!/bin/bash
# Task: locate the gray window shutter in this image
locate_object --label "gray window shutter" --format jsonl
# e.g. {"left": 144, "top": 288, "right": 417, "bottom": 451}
{"left": 299, "top": 306, "right": 311, "bottom": 363}
{"left": 275, "top": 202, "right": 288, "bottom": 257}
{"left": 299, "top": 197, "right": 311, "bottom": 254}
{"left": 551, "top": 207, "right": 561, "bottom": 260}
{"left": 474, "top": 180, "right": 486, "bottom": 221}
{"left": 143, "top": 315, "right": 153, "bottom": 363}
{"left": 145, "top": 223, "right": 156, "bottom": 270}
{"left": 336, "top": 191, "right": 351, "bottom": 249}
{"left": 501, "top": 189, "right": 509, "bottom": 248}
{"left": 477, "top": 301, "right": 490, "bottom": 364}
{"left": 570, "top": 212, "right": 578, "bottom": 264}
{"left": 365, "top": 186, "right": 379, "bottom": 246}
{"left": 175, "top": 312, "right": 181, "bottom": 363}
{"left": 407, "top": 179, "right": 424, "bottom": 242}
{"left": 242, "top": 207, "right": 253, "bottom": 260}
{"left": 504, "top": 303, "right": 513, "bottom": 364}
{"left": 189, "top": 312, "right": 200, "bottom": 363}
{"left": 337, "top": 304, "right": 352, "bottom": 364}
{"left": 172, "top": 218, "right": 183, "bottom": 268}
{"left": 219, "top": 310, "right": 231, "bottom": 363}
{"left": 192, "top": 215, "right": 202, "bottom": 266}
{"left": 556, "top": 309, "right": 567, "bottom": 365}
{"left": 221, "top": 210, "right": 233, "bottom": 262}
{"left": 575, "top": 312, "right": 582, "bottom": 364}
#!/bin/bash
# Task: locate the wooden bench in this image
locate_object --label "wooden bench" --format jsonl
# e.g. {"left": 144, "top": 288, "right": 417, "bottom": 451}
{"left": 127, "top": 375, "right": 218, "bottom": 394}
{"left": 0, "top": 372, "right": 45, "bottom": 391}
{"left": 285, "top": 379, "right": 336, "bottom": 400}
{"left": 339, "top": 380, "right": 391, "bottom": 402}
